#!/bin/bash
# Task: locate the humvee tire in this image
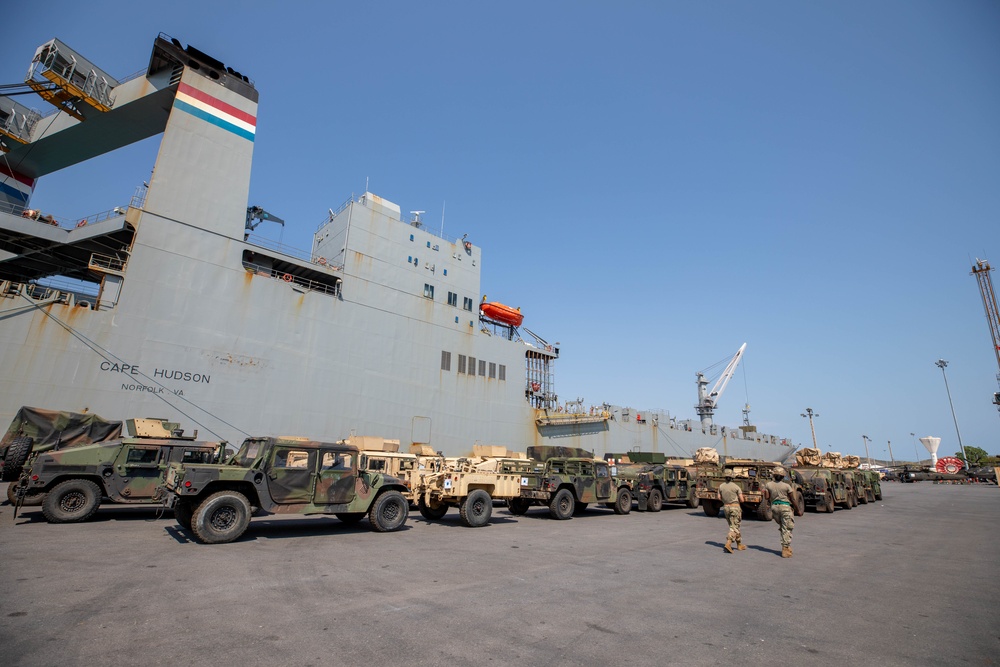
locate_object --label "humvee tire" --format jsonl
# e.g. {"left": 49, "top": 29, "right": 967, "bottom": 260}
{"left": 793, "top": 491, "right": 805, "bottom": 517}
{"left": 874, "top": 489, "right": 883, "bottom": 501}
{"left": 647, "top": 488, "right": 663, "bottom": 512}
{"left": 459, "top": 489, "right": 492, "bottom": 527}
{"left": 336, "top": 512, "right": 365, "bottom": 524}
{"left": 686, "top": 490, "right": 699, "bottom": 509}
{"left": 702, "top": 499, "right": 721, "bottom": 517}
{"left": 849, "top": 492, "right": 858, "bottom": 508}
{"left": 368, "top": 491, "right": 408, "bottom": 532}
{"left": 418, "top": 498, "right": 449, "bottom": 520}
{"left": 174, "top": 500, "right": 195, "bottom": 530}
{"left": 838, "top": 494, "right": 852, "bottom": 510}
{"left": 507, "top": 497, "right": 531, "bottom": 516}
{"left": 191, "top": 490, "right": 252, "bottom": 544}
{"left": 822, "top": 491, "right": 835, "bottom": 513}
{"left": 2, "top": 436, "right": 33, "bottom": 481}
{"left": 42, "top": 479, "right": 102, "bottom": 523}
{"left": 858, "top": 490, "right": 869, "bottom": 505}
{"left": 548, "top": 488, "right": 575, "bottom": 520}
{"left": 755, "top": 502, "right": 773, "bottom": 522}
{"left": 613, "top": 488, "right": 632, "bottom": 515}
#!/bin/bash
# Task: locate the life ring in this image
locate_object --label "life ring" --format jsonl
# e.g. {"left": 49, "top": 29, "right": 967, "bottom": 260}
{"left": 76, "top": 220, "right": 88, "bottom": 228}
{"left": 531, "top": 382, "right": 541, "bottom": 392}
{"left": 282, "top": 273, "right": 293, "bottom": 282}
{"left": 318, "top": 257, "right": 327, "bottom": 266}
{"left": 464, "top": 241, "right": 472, "bottom": 251}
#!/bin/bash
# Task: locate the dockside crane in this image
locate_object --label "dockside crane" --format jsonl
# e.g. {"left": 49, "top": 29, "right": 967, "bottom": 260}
{"left": 971, "top": 258, "right": 1000, "bottom": 414}
{"left": 696, "top": 343, "right": 747, "bottom": 429}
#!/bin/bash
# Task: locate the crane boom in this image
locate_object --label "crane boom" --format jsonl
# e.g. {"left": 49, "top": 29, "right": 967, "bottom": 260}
{"left": 695, "top": 343, "right": 747, "bottom": 429}
{"left": 971, "top": 258, "right": 1000, "bottom": 413}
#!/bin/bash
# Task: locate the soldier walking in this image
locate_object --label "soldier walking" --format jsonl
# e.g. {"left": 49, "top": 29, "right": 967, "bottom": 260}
{"left": 764, "top": 467, "right": 794, "bottom": 558}
{"left": 719, "top": 469, "right": 745, "bottom": 553}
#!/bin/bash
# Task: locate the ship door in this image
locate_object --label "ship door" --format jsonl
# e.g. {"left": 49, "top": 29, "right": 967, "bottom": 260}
{"left": 314, "top": 450, "right": 356, "bottom": 505}
{"left": 266, "top": 447, "right": 316, "bottom": 503}
{"left": 595, "top": 461, "right": 612, "bottom": 500}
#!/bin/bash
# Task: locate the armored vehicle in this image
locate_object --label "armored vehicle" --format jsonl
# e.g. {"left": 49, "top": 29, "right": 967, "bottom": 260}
{"left": 419, "top": 452, "right": 534, "bottom": 527}
{"left": 13, "top": 418, "right": 225, "bottom": 522}
{"left": 2, "top": 406, "right": 122, "bottom": 487}
{"left": 848, "top": 468, "right": 879, "bottom": 503}
{"left": 616, "top": 463, "right": 699, "bottom": 511}
{"left": 510, "top": 446, "right": 633, "bottom": 519}
{"left": 160, "top": 436, "right": 409, "bottom": 543}
{"left": 696, "top": 459, "right": 804, "bottom": 520}
{"left": 791, "top": 467, "right": 857, "bottom": 512}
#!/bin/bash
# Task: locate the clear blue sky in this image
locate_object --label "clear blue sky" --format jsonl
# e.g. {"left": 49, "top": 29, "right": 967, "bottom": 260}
{"left": 4, "top": 1, "right": 999, "bottom": 462}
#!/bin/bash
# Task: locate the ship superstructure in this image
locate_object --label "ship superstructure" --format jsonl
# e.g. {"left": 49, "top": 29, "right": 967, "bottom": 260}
{"left": 0, "top": 34, "right": 797, "bottom": 461}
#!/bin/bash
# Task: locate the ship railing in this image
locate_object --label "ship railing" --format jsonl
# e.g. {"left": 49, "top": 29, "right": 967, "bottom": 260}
{"left": 88, "top": 253, "right": 127, "bottom": 274}
{"left": 36, "top": 67, "right": 147, "bottom": 120}
{"left": 244, "top": 234, "right": 312, "bottom": 262}
{"left": 13, "top": 279, "right": 100, "bottom": 309}
{"left": 315, "top": 194, "right": 467, "bottom": 246}
{"left": 2, "top": 202, "right": 129, "bottom": 229}
{"left": 243, "top": 260, "right": 341, "bottom": 297}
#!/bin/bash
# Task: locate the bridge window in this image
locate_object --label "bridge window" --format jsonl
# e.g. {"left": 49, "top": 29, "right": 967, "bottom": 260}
{"left": 441, "top": 351, "right": 451, "bottom": 371}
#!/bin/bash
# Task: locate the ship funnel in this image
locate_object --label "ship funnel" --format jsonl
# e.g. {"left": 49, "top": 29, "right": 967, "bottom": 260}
{"left": 919, "top": 436, "right": 941, "bottom": 467}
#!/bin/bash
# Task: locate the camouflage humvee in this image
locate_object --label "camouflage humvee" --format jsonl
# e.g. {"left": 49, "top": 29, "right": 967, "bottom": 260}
{"left": 615, "top": 462, "right": 699, "bottom": 511}
{"left": 510, "top": 446, "right": 632, "bottom": 519}
{"left": 696, "top": 459, "right": 805, "bottom": 520}
{"left": 159, "top": 436, "right": 409, "bottom": 543}
{"left": 846, "top": 468, "right": 881, "bottom": 504}
{"left": 1, "top": 406, "right": 122, "bottom": 485}
{"left": 791, "top": 467, "right": 856, "bottom": 512}
{"left": 13, "top": 418, "right": 226, "bottom": 522}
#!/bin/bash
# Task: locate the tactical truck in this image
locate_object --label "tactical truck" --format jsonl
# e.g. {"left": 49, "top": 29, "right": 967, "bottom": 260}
{"left": 13, "top": 418, "right": 225, "bottom": 521}
{"left": 696, "top": 459, "right": 805, "bottom": 519}
{"left": 792, "top": 466, "right": 857, "bottom": 512}
{"left": 616, "top": 462, "right": 700, "bottom": 511}
{"left": 510, "top": 446, "right": 633, "bottom": 519}
{"left": 418, "top": 449, "right": 534, "bottom": 527}
{"left": 160, "top": 436, "right": 409, "bottom": 543}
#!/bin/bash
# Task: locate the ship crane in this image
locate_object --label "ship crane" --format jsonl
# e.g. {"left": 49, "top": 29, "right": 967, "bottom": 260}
{"left": 971, "top": 258, "right": 1000, "bottom": 413}
{"left": 245, "top": 206, "right": 285, "bottom": 233}
{"left": 695, "top": 343, "right": 747, "bottom": 429}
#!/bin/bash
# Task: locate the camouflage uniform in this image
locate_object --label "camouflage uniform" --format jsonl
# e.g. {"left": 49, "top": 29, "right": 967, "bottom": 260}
{"left": 765, "top": 477, "right": 794, "bottom": 557}
{"left": 718, "top": 479, "right": 743, "bottom": 552}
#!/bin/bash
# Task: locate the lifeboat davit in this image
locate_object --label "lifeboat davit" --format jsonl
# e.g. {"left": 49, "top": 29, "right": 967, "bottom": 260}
{"left": 480, "top": 301, "right": 523, "bottom": 327}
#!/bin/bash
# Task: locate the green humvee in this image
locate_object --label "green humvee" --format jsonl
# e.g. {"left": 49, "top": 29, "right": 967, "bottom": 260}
{"left": 160, "top": 436, "right": 409, "bottom": 543}
{"left": 696, "top": 459, "right": 805, "bottom": 520}
{"left": 847, "top": 468, "right": 881, "bottom": 504}
{"left": 792, "top": 467, "right": 858, "bottom": 512}
{"left": 617, "top": 463, "right": 700, "bottom": 512}
{"left": 508, "top": 446, "right": 632, "bottom": 519}
{"left": 13, "top": 418, "right": 226, "bottom": 522}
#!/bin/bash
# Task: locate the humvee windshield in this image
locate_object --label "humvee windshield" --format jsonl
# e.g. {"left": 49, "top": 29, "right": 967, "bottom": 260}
{"left": 231, "top": 439, "right": 266, "bottom": 467}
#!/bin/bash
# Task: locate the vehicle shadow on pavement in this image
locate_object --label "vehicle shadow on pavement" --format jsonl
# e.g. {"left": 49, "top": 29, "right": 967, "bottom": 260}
{"left": 164, "top": 517, "right": 411, "bottom": 544}
{"left": 12, "top": 506, "right": 175, "bottom": 524}
{"left": 411, "top": 515, "right": 519, "bottom": 528}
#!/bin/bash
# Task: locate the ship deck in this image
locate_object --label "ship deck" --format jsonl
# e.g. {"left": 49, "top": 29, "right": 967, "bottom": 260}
{"left": 1, "top": 482, "right": 995, "bottom": 665}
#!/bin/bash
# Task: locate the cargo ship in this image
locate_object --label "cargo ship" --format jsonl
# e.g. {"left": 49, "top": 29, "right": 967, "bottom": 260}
{"left": 0, "top": 34, "right": 797, "bottom": 461}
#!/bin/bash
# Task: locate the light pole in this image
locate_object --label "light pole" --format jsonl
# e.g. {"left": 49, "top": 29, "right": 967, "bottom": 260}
{"left": 800, "top": 408, "right": 819, "bottom": 449}
{"left": 910, "top": 432, "right": 920, "bottom": 465}
{"left": 887, "top": 439, "right": 895, "bottom": 468}
{"left": 935, "top": 359, "right": 969, "bottom": 469}
{"left": 861, "top": 435, "right": 873, "bottom": 468}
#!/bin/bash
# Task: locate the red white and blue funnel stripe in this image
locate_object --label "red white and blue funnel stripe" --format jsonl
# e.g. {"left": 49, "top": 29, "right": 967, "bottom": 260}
{"left": 173, "top": 82, "right": 256, "bottom": 142}
{"left": 0, "top": 164, "right": 35, "bottom": 207}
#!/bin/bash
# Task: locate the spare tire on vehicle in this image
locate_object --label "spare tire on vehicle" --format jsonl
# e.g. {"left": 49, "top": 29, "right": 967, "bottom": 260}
{"left": 1, "top": 436, "right": 34, "bottom": 481}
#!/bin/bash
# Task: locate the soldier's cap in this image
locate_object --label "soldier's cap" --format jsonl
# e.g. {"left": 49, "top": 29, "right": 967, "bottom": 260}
{"left": 772, "top": 466, "right": 786, "bottom": 477}
{"left": 723, "top": 469, "right": 735, "bottom": 478}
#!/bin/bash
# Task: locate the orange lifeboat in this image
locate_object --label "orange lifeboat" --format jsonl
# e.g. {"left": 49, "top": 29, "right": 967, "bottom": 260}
{"left": 480, "top": 301, "right": 523, "bottom": 327}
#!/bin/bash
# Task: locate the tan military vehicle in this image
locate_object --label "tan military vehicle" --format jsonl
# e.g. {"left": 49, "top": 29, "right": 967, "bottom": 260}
{"left": 353, "top": 437, "right": 445, "bottom": 504}
{"left": 696, "top": 454, "right": 805, "bottom": 519}
{"left": 418, "top": 444, "right": 532, "bottom": 527}
{"left": 791, "top": 448, "right": 862, "bottom": 512}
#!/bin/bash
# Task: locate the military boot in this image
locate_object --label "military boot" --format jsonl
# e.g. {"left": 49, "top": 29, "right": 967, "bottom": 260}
{"left": 737, "top": 543, "right": 746, "bottom": 551}
{"left": 724, "top": 539, "right": 733, "bottom": 554}
{"left": 781, "top": 546, "right": 792, "bottom": 558}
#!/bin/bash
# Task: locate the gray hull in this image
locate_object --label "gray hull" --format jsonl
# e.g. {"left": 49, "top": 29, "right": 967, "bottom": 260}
{"left": 0, "top": 35, "right": 797, "bottom": 462}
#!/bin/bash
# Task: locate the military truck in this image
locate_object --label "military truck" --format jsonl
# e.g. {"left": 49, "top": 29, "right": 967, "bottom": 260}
{"left": 355, "top": 438, "right": 445, "bottom": 505}
{"left": 616, "top": 462, "right": 699, "bottom": 511}
{"left": 418, "top": 449, "right": 534, "bottom": 527}
{"left": 1, "top": 406, "right": 122, "bottom": 488}
{"left": 160, "top": 436, "right": 409, "bottom": 543}
{"left": 696, "top": 459, "right": 805, "bottom": 520}
{"left": 12, "top": 418, "right": 225, "bottom": 522}
{"left": 509, "top": 446, "right": 632, "bottom": 519}
{"left": 792, "top": 466, "right": 857, "bottom": 512}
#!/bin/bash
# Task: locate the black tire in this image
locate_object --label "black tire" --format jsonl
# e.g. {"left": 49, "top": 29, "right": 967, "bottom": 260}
{"left": 823, "top": 491, "right": 835, "bottom": 513}
{"left": 874, "top": 490, "right": 883, "bottom": 501}
{"left": 368, "top": 490, "right": 408, "bottom": 532}
{"left": 459, "top": 489, "right": 492, "bottom": 527}
{"left": 191, "top": 490, "right": 252, "bottom": 544}
{"left": 756, "top": 502, "right": 773, "bottom": 522}
{"left": 647, "top": 488, "right": 663, "bottom": 512}
{"left": 335, "top": 512, "right": 365, "bottom": 524}
{"left": 686, "top": 491, "right": 700, "bottom": 509}
{"left": 174, "top": 500, "right": 195, "bottom": 530}
{"left": 838, "top": 494, "right": 852, "bottom": 510}
{"left": 2, "top": 436, "right": 33, "bottom": 482}
{"left": 614, "top": 488, "right": 632, "bottom": 515}
{"left": 702, "top": 499, "right": 720, "bottom": 518}
{"left": 41, "top": 479, "right": 102, "bottom": 523}
{"left": 849, "top": 491, "right": 858, "bottom": 508}
{"left": 792, "top": 491, "right": 805, "bottom": 517}
{"left": 858, "top": 489, "right": 869, "bottom": 505}
{"left": 548, "top": 488, "right": 575, "bottom": 520}
{"left": 507, "top": 497, "right": 531, "bottom": 515}
{"left": 418, "top": 498, "right": 449, "bottom": 520}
